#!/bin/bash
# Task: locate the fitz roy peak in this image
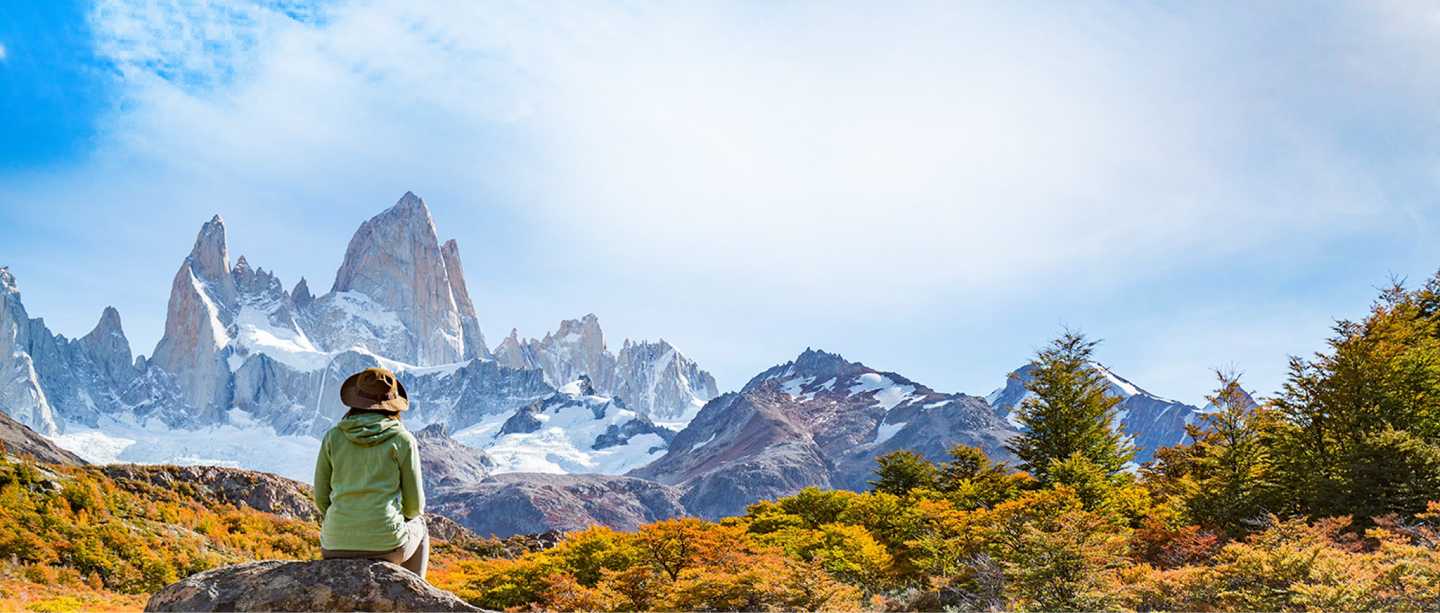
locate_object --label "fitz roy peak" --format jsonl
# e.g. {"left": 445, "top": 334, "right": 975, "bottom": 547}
{"left": 0, "top": 193, "right": 721, "bottom": 484}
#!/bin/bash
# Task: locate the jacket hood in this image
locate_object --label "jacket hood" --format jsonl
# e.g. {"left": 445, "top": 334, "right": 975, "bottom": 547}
{"left": 337, "top": 412, "right": 404, "bottom": 447}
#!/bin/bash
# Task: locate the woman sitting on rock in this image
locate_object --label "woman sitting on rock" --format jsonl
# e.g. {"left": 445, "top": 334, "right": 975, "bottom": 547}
{"left": 313, "top": 367, "right": 429, "bottom": 578}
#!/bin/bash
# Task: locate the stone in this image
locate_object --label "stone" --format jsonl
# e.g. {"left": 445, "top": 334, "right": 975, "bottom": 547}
{"left": 144, "top": 559, "right": 482, "bottom": 612}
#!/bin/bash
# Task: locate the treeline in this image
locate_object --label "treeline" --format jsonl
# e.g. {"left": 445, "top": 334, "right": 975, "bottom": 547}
{"left": 432, "top": 273, "right": 1440, "bottom": 611}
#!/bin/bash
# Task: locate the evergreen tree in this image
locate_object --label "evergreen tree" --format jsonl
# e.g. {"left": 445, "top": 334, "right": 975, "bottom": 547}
{"left": 1007, "top": 331, "right": 1135, "bottom": 483}
{"left": 870, "top": 450, "right": 938, "bottom": 496}
{"left": 1181, "top": 370, "right": 1280, "bottom": 535}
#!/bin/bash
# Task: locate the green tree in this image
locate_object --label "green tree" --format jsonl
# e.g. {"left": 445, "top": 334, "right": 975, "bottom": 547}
{"left": 1180, "top": 370, "right": 1281, "bottom": 535}
{"left": 1008, "top": 331, "right": 1135, "bottom": 483}
{"left": 870, "top": 450, "right": 938, "bottom": 496}
{"left": 937, "top": 444, "right": 1029, "bottom": 510}
{"left": 1273, "top": 274, "right": 1440, "bottom": 520}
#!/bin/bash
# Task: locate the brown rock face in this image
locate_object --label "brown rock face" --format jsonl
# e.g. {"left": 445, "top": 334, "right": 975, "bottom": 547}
{"left": 150, "top": 215, "right": 236, "bottom": 416}
{"left": 330, "top": 192, "right": 480, "bottom": 366}
{"left": 144, "top": 559, "right": 482, "bottom": 612}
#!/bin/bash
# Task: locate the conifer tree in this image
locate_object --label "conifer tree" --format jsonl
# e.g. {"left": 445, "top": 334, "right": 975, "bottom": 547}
{"left": 1007, "top": 331, "right": 1135, "bottom": 483}
{"left": 1182, "top": 370, "right": 1279, "bottom": 535}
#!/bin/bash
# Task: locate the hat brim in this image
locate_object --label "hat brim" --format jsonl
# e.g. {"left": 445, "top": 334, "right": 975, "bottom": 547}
{"left": 339, "top": 372, "right": 410, "bottom": 412}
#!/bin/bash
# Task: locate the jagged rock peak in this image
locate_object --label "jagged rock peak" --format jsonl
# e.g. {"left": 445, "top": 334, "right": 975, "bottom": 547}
{"left": 329, "top": 191, "right": 471, "bottom": 365}
{"left": 0, "top": 266, "right": 17, "bottom": 294}
{"left": 418, "top": 422, "right": 450, "bottom": 438}
{"left": 86, "top": 306, "right": 124, "bottom": 338}
{"left": 188, "top": 215, "right": 235, "bottom": 294}
{"left": 291, "top": 277, "right": 313, "bottom": 307}
{"left": 440, "top": 237, "right": 490, "bottom": 359}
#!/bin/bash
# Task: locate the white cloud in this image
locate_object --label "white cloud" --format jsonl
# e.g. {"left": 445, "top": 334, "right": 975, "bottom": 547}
{"left": 0, "top": 41, "right": 8, "bottom": 61}
{"left": 10, "top": 0, "right": 1437, "bottom": 400}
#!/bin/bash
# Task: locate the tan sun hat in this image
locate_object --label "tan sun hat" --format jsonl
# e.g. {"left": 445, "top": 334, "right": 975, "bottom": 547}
{"left": 339, "top": 367, "right": 410, "bottom": 412}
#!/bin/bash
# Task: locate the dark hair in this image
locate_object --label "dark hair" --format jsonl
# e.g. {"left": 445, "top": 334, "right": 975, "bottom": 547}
{"left": 344, "top": 407, "right": 400, "bottom": 419}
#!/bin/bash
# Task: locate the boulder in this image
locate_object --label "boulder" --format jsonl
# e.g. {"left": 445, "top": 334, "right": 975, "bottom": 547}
{"left": 145, "top": 559, "right": 482, "bottom": 612}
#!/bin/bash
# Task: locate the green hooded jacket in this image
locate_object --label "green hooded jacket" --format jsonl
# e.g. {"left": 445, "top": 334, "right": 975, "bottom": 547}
{"left": 313, "top": 412, "right": 425, "bottom": 551}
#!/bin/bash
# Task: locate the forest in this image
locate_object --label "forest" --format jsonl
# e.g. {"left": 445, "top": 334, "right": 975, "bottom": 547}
{"left": 3, "top": 273, "right": 1440, "bottom": 611}
{"left": 428, "top": 274, "right": 1440, "bottom": 611}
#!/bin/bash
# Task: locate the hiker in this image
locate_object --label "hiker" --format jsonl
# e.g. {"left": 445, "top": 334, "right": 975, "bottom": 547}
{"left": 313, "top": 367, "right": 429, "bottom": 579}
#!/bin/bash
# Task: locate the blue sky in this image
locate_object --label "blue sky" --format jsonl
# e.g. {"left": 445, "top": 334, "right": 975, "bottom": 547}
{"left": 2, "top": 1, "right": 1439, "bottom": 405}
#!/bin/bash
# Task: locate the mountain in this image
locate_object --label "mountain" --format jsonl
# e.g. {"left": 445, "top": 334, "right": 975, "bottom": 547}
{"left": 493, "top": 316, "right": 719, "bottom": 424}
{"left": 987, "top": 362, "right": 1228, "bottom": 464}
{"left": 2, "top": 192, "right": 720, "bottom": 485}
{"left": 632, "top": 349, "right": 1017, "bottom": 518}
{"left": 429, "top": 473, "right": 687, "bottom": 538}
{"left": 414, "top": 422, "right": 495, "bottom": 497}
{"left": 0, "top": 267, "right": 139, "bottom": 435}
{"left": 449, "top": 376, "right": 676, "bottom": 476}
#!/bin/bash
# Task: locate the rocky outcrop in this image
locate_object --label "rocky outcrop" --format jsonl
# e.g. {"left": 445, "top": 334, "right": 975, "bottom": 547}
{"left": 145, "top": 559, "right": 482, "bottom": 612}
{"left": 416, "top": 422, "right": 494, "bottom": 496}
{"left": 102, "top": 464, "right": 319, "bottom": 521}
{"left": 634, "top": 349, "right": 1017, "bottom": 518}
{"left": 0, "top": 408, "right": 85, "bottom": 465}
{"left": 326, "top": 192, "right": 481, "bottom": 366}
{"left": 430, "top": 473, "right": 687, "bottom": 538}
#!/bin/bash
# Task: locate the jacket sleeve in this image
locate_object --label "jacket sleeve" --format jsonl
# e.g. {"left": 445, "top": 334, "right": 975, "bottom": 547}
{"left": 313, "top": 433, "right": 333, "bottom": 517}
{"left": 399, "top": 434, "right": 425, "bottom": 519}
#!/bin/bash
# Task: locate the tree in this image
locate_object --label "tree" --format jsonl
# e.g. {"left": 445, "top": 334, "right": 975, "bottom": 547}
{"left": 937, "top": 444, "right": 1030, "bottom": 510}
{"left": 1007, "top": 331, "right": 1135, "bottom": 483}
{"left": 870, "top": 450, "right": 938, "bottom": 496}
{"left": 1273, "top": 274, "right": 1440, "bottom": 520}
{"left": 1178, "top": 370, "right": 1281, "bottom": 535}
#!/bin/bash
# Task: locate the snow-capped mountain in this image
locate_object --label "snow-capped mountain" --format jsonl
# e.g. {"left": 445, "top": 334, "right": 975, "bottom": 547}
{"left": 633, "top": 349, "right": 1016, "bottom": 518}
{"left": 0, "top": 192, "right": 718, "bottom": 483}
{"left": 0, "top": 267, "right": 138, "bottom": 435}
{"left": 987, "top": 362, "right": 1213, "bottom": 464}
{"left": 492, "top": 316, "right": 719, "bottom": 425}
{"left": 449, "top": 376, "right": 676, "bottom": 476}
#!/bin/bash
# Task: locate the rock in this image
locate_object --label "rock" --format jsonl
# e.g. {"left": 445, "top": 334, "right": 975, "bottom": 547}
{"left": 0, "top": 267, "right": 60, "bottom": 434}
{"left": 326, "top": 192, "right": 479, "bottom": 366}
{"left": 145, "top": 559, "right": 482, "bottom": 612}
{"left": 424, "top": 513, "right": 479, "bottom": 543}
{"left": 441, "top": 239, "right": 490, "bottom": 360}
{"left": 0, "top": 408, "right": 85, "bottom": 465}
{"left": 615, "top": 338, "right": 719, "bottom": 423}
{"left": 103, "top": 464, "right": 318, "bottom": 521}
{"left": 493, "top": 316, "right": 719, "bottom": 423}
{"left": 430, "top": 473, "right": 687, "bottom": 538}
{"left": 150, "top": 215, "right": 237, "bottom": 417}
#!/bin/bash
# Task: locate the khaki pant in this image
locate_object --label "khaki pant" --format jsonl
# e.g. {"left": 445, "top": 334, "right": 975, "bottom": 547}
{"left": 322, "top": 516, "right": 430, "bottom": 579}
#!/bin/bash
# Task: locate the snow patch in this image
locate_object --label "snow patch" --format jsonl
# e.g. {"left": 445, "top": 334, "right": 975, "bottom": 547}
{"left": 49, "top": 411, "right": 320, "bottom": 483}
{"left": 872, "top": 420, "right": 906, "bottom": 445}
{"left": 849, "top": 373, "right": 918, "bottom": 411}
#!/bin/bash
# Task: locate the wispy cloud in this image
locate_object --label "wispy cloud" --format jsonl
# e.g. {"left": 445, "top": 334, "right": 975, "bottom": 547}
{"left": 5, "top": 1, "right": 1439, "bottom": 401}
{"left": 0, "top": 42, "right": 8, "bottom": 61}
